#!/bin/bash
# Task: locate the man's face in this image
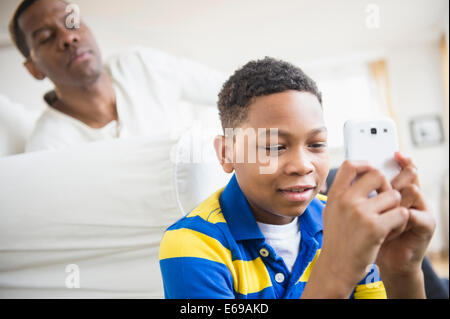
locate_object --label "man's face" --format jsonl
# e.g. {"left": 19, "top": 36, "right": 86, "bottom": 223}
{"left": 232, "top": 90, "right": 329, "bottom": 225}
{"left": 19, "top": 0, "right": 103, "bottom": 86}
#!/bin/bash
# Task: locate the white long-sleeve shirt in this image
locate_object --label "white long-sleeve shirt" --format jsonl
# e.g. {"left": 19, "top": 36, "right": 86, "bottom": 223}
{"left": 25, "top": 47, "right": 225, "bottom": 152}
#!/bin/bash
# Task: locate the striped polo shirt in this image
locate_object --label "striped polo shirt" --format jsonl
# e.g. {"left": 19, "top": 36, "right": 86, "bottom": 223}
{"left": 159, "top": 174, "right": 387, "bottom": 299}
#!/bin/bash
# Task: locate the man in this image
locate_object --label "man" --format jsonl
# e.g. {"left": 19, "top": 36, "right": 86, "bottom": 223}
{"left": 9, "top": 0, "right": 224, "bottom": 152}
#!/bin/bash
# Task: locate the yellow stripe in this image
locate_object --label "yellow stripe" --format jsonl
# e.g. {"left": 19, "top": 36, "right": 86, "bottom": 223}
{"left": 232, "top": 258, "right": 272, "bottom": 296}
{"left": 316, "top": 194, "right": 328, "bottom": 202}
{"left": 353, "top": 281, "right": 387, "bottom": 299}
{"left": 297, "top": 249, "right": 321, "bottom": 283}
{"left": 294, "top": 247, "right": 387, "bottom": 299}
{"left": 159, "top": 228, "right": 272, "bottom": 295}
{"left": 159, "top": 228, "right": 227, "bottom": 262}
{"left": 187, "top": 188, "right": 226, "bottom": 224}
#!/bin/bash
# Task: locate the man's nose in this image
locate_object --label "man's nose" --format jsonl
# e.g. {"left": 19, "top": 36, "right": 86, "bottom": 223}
{"left": 284, "top": 149, "right": 315, "bottom": 176}
{"left": 58, "top": 29, "right": 79, "bottom": 50}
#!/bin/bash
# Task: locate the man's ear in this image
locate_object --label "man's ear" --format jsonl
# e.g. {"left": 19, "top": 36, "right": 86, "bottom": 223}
{"left": 23, "top": 59, "right": 46, "bottom": 80}
{"left": 213, "top": 135, "right": 234, "bottom": 174}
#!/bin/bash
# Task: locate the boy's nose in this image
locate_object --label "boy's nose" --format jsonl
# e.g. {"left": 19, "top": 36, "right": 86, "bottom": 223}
{"left": 284, "top": 150, "right": 314, "bottom": 176}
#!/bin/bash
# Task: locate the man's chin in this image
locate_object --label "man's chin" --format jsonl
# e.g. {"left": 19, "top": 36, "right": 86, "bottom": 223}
{"left": 67, "top": 66, "right": 103, "bottom": 86}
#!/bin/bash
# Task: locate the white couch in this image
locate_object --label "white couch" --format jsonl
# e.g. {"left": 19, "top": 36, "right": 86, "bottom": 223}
{"left": 0, "top": 96, "right": 231, "bottom": 298}
{"left": 0, "top": 94, "right": 43, "bottom": 157}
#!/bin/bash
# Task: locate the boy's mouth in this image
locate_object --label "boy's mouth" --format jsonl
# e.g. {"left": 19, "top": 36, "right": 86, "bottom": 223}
{"left": 278, "top": 185, "right": 316, "bottom": 202}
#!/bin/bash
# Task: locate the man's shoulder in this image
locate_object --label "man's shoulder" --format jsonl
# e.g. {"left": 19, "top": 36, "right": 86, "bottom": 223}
{"left": 106, "top": 47, "right": 177, "bottom": 73}
{"left": 26, "top": 109, "right": 63, "bottom": 147}
{"left": 25, "top": 108, "right": 84, "bottom": 152}
{"left": 32, "top": 107, "right": 77, "bottom": 126}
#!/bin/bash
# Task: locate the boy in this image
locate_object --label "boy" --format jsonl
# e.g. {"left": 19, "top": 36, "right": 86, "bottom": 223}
{"left": 159, "top": 57, "right": 435, "bottom": 298}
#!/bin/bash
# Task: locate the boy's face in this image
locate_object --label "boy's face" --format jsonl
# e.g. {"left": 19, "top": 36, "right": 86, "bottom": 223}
{"left": 218, "top": 90, "right": 329, "bottom": 225}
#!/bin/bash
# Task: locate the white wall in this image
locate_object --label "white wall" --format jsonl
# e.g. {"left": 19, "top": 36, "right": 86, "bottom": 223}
{"left": 387, "top": 42, "right": 449, "bottom": 252}
{"left": 0, "top": 46, "right": 49, "bottom": 113}
{"left": 0, "top": 0, "right": 448, "bottom": 251}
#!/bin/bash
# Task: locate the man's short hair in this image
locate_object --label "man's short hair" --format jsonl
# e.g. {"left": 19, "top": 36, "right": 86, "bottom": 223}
{"left": 9, "top": 0, "right": 40, "bottom": 58}
{"left": 217, "top": 57, "right": 322, "bottom": 130}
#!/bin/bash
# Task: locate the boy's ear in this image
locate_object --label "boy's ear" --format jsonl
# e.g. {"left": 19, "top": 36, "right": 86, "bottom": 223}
{"left": 213, "top": 135, "right": 234, "bottom": 174}
{"left": 23, "top": 59, "right": 46, "bottom": 80}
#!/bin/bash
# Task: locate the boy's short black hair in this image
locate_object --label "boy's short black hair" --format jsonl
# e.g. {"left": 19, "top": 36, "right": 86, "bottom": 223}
{"left": 9, "top": 0, "right": 40, "bottom": 58}
{"left": 218, "top": 57, "right": 322, "bottom": 130}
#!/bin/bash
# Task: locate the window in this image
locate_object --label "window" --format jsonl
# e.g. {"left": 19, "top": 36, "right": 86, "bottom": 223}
{"left": 304, "top": 62, "right": 387, "bottom": 148}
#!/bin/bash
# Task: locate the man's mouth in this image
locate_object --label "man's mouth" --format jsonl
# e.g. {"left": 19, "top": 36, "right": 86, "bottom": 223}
{"left": 67, "top": 49, "right": 92, "bottom": 67}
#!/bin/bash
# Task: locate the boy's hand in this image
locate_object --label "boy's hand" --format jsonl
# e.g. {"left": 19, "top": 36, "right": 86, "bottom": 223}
{"left": 303, "top": 160, "right": 409, "bottom": 298}
{"left": 375, "top": 152, "right": 436, "bottom": 298}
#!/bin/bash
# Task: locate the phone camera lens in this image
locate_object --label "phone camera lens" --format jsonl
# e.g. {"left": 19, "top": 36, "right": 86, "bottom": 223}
{"left": 370, "top": 128, "right": 377, "bottom": 134}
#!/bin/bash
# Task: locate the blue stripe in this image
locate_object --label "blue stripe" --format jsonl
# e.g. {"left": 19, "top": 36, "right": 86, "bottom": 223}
{"left": 167, "top": 215, "right": 263, "bottom": 262}
{"left": 358, "top": 263, "right": 382, "bottom": 286}
{"left": 166, "top": 215, "right": 231, "bottom": 249}
{"left": 220, "top": 174, "right": 265, "bottom": 241}
{"left": 235, "top": 286, "right": 276, "bottom": 299}
{"left": 160, "top": 257, "right": 235, "bottom": 299}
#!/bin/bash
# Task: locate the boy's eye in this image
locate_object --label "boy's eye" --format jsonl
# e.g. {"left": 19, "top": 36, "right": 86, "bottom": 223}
{"left": 265, "top": 145, "right": 285, "bottom": 152}
{"left": 309, "top": 143, "right": 327, "bottom": 148}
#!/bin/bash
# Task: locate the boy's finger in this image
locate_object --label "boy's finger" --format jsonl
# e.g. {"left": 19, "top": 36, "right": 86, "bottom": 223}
{"left": 408, "top": 208, "right": 436, "bottom": 237}
{"left": 366, "top": 189, "right": 401, "bottom": 215}
{"left": 394, "top": 152, "right": 413, "bottom": 168}
{"left": 400, "top": 184, "right": 427, "bottom": 211}
{"left": 378, "top": 206, "right": 410, "bottom": 240}
{"left": 393, "top": 152, "right": 420, "bottom": 186}
{"left": 330, "top": 160, "right": 373, "bottom": 193}
{"left": 350, "top": 168, "right": 392, "bottom": 198}
{"left": 391, "top": 165, "right": 419, "bottom": 190}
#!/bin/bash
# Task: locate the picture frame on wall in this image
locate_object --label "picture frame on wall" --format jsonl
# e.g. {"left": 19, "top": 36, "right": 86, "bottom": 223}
{"left": 409, "top": 114, "right": 445, "bottom": 148}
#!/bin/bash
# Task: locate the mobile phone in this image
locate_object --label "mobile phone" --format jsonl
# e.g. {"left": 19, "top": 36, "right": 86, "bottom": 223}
{"left": 343, "top": 118, "right": 400, "bottom": 194}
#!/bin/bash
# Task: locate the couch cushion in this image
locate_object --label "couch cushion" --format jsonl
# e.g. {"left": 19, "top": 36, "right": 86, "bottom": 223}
{"left": 0, "top": 136, "right": 180, "bottom": 298}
